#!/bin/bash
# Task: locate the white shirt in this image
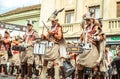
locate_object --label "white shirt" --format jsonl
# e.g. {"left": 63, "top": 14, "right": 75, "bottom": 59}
{"left": 107, "top": 51, "right": 112, "bottom": 65}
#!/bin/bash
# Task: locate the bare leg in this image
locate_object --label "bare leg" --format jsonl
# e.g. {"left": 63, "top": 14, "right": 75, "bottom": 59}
{"left": 40, "top": 60, "right": 48, "bottom": 79}
{"left": 21, "top": 63, "right": 27, "bottom": 79}
{"left": 47, "top": 67, "right": 54, "bottom": 79}
{"left": 54, "top": 65, "right": 60, "bottom": 79}
{"left": 27, "top": 64, "right": 32, "bottom": 78}
{"left": 60, "top": 66, "right": 65, "bottom": 79}
{"left": 78, "top": 70, "right": 84, "bottom": 79}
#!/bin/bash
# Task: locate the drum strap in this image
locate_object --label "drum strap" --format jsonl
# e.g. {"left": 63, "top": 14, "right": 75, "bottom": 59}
{"left": 25, "top": 31, "right": 35, "bottom": 44}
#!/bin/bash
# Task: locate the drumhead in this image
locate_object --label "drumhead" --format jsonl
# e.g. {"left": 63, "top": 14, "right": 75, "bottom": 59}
{"left": 33, "top": 43, "right": 46, "bottom": 55}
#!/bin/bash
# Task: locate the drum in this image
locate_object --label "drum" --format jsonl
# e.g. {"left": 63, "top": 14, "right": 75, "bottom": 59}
{"left": 12, "top": 46, "right": 26, "bottom": 51}
{"left": 45, "top": 42, "right": 55, "bottom": 54}
{"left": 83, "top": 67, "right": 93, "bottom": 75}
{"left": 46, "top": 42, "right": 54, "bottom": 48}
{"left": 33, "top": 43, "right": 46, "bottom": 55}
{"left": 83, "top": 43, "right": 92, "bottom": 50}
{"left": 63, "top": 60, "right": 75, "bottom": 77}
{"left": 19, "top": 46, "right": 26, "bottom": 51}
{"left": 66, "top": 43, "right": 92, "bottom": 53}
{"left": 66, "top": 43, "right": 84, "bottom": 53}
{"left": 12, "top": 46, "right": 20, "bottom": 51}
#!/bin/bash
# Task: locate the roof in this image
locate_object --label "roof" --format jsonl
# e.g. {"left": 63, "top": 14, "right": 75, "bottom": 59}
{"left": 0, "top": 4, "right": 41, "bottom": 16}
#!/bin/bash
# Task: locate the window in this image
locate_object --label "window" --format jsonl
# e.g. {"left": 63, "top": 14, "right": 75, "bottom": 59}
{"left": 89, "top": 6, "right": 100, "bottom": 19}
{"left": 65, "top": 10, "right": 74, "bottom": 24}
{"left": 117, "top": 2, "right": 120, "bottom": 17}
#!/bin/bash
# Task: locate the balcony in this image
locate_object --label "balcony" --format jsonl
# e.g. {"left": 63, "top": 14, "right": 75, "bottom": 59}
{"left": 102, "top": 18, "right": 120, "bottom": 35}
{"left": 62, "top": 23, "right": 82, "bottom": 38}
{"left": 39, "top": 18, "right": 120, "bottom": 39}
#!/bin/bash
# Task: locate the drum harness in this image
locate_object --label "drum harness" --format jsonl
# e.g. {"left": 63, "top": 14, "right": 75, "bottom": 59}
{"left": 22, "top": 30, "right": 35, "bottom": 50}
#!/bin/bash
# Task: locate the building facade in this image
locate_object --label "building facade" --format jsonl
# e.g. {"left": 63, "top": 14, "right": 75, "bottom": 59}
{"left": 0, "top": 4, "right": 41, "bottom": 32}
{"left": 39, "top": 0, "right": 120, "bottom": 50}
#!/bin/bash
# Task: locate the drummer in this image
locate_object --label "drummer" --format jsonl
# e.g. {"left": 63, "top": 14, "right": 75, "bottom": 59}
{"left": 77, "top": 11, "right": 105, "bottom": 79}
{"left": 20, "top": 23, "right": 40, "bottom": 79}
{"left": 11, "top": 35, "right": 21, "bottom": 76}
{"left": 0, "top": 30, "right": 11, "bottom": 76}
{"left": 0, "top": 34, "right": 3, "bottom": 73}
{"left": 41, "top": 16, "right": 67, "bottom": 79}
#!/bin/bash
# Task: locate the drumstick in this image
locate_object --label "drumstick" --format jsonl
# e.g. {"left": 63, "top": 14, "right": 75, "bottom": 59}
{"left": 42, "top": 23, "right": 45, "bottom": 34}
{"left": 41, "top": 20, "right": 49, "bottom": 30}
{"left": 41, "top": 20, "right": 51, "bottom": 41}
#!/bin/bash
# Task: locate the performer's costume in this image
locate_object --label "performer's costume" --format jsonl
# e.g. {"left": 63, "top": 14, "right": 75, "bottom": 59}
{"left": 21, "top": 30, "right": 39, "bottom": 79}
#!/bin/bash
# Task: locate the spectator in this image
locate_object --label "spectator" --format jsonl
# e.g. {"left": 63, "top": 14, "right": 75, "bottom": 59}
{"left": 112, "top": 45, "right": 120, "bottom": 79}
{"left": 105, "top": 46, "right": 113, "bottom": 79}
{"left": 115, "top": 45, "right": 120, "bottom": 57}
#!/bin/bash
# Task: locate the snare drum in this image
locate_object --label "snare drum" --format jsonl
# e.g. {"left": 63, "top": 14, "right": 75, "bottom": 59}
{"left": 12, "top": 46, "right": 26, "bottom": 51}
{"left": 12, "top": 46, "right": 20, "bottom": 51}
{"left": 84, "top": 67, "right": 93, "bottom": 75}
{"left": 66, "top": 44, "right": 84, "bottom": 53}
{"left": 19, "top": 46, "right": 26, "bottom": 51}
{"left": 46, "top": 42, "right": 54, "bottom": 48}
{"left": 33, "top": 43, "right": 46, "bottom": 55}
{"left": 83, "top": 43, "right": 92, "bottom": 50}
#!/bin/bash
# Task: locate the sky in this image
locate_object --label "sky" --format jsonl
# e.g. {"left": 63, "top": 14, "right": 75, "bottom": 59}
{"left": 0, "top": 0, "right": 41, "bottom": 14}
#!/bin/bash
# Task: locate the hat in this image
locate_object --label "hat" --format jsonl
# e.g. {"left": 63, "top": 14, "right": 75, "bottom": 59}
{"left": 27, "top": 23, "right": 33, "bottom": 26}
{"left": 5, "top": 30, "right": 10, "bottom": 34}
{"left": 84, "top": 12, "right": 95, "bottom": 20}
{"left": 47, "top": 8, "right": 64, "bottom": 22}
{"left": 47, "top": 13, "right": 58, "bottom": 22}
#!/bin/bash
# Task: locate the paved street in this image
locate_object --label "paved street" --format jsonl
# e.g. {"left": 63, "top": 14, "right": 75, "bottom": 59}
{"left": 0, "top": 75, "right": 16, "bottom": 79}
{"left": 0, "top": 75, "right": 73, "bottom": 79}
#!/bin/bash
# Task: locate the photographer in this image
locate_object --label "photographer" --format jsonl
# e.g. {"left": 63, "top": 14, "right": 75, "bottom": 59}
{"left": 20, "top": 23, "right": 39, "bottom": 79}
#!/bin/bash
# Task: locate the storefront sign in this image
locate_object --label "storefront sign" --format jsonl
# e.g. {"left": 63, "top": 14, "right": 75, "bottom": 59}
{"left": 0, "top": 21, "right": 26, "bottom": 32}
{"left": 110, "top": 36, "right": 120, "bottom": 41}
